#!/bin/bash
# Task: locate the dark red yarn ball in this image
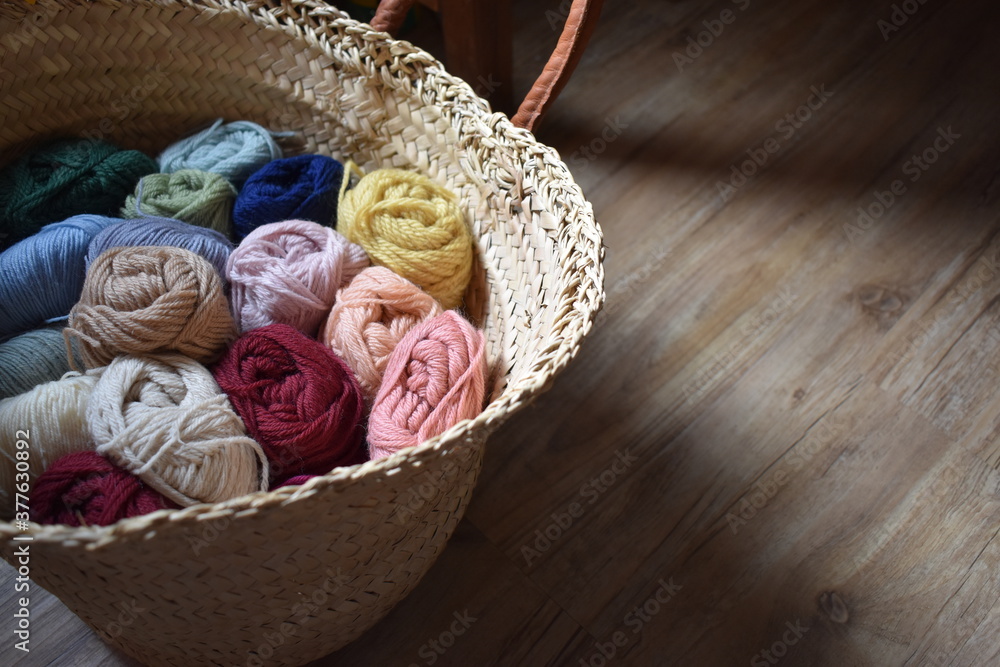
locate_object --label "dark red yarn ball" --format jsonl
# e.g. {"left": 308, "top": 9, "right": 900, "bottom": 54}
{"left": 270, "top": 474, "right": 317, "bottom": 490}
{"left": 213, "top": 323, "right": 367, "bottom": 480}
{"left": 30, "top": 451, "right": 179, "bottom": 527}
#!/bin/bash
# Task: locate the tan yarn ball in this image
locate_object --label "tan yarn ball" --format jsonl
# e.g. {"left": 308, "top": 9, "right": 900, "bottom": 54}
{"left": 321, "top": 266, "right": 442, "bottom": 403}
{"left": 88, "top": 353, "right": 269, "bottom": 507}
{"left": 66, "top": 246, "right": 236, "bottom": 367}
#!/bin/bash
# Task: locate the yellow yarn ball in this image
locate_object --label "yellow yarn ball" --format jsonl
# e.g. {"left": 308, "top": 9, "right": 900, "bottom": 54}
{"left": 338, "top": 168, "right": 473, "bottom": 310}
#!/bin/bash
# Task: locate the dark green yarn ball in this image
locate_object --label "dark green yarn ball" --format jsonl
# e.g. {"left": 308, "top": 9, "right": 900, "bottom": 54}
{"left": 0, "top": 139, "right": 157, "bottom": 248}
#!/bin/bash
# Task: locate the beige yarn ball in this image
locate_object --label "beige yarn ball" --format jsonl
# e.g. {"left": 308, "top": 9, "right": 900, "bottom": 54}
{"left": 88, "top": 353, "right": 268, "bottom": 506}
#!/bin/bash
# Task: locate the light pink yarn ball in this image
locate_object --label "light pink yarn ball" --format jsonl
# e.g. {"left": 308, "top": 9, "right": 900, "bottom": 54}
{"left": 367, "top": 310, "right": 487, "bottom": 460}
{"left": 321, "top": 266, "right": 443, "bottom": 403}
{"left": 226, "top": 219, "right": 369, "bottom": 335}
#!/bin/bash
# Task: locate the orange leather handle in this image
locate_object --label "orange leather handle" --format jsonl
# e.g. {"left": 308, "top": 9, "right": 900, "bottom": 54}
{"left": 370, "top": 0, "right": 604, "bottom": 132}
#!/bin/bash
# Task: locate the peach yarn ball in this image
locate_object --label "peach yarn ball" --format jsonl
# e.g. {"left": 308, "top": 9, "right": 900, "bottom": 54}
{"left": 321, "top": 266, "right": 442, "bottom": 403}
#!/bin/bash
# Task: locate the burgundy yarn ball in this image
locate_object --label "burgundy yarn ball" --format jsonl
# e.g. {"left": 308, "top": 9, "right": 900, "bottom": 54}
{"left": 212, "top": 323, "right": 367, "bottom": 480}
{"left": 29, "top": 451, "right": 179, "bottom": 527}
{"left": 271, "top": 474, "right": 317, "bottom": 490}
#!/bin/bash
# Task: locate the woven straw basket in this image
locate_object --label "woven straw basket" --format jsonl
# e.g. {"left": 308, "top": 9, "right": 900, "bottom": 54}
{"left": 0, "top": 1, "right": 604, "bottom": 664}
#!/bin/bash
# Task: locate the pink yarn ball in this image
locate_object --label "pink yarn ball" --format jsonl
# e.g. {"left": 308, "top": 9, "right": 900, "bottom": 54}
{"left": 321, "top": 266, "right": 442, "bottom": 404}
{"left": 226, "top": 219, "right": 369, "bottom": 335}
{"left": 368, "top": 310, "right": 487, "bottom": 460}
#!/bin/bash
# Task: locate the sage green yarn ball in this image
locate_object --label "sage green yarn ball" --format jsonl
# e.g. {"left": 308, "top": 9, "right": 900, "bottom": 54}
{"left": 122, "top": 169, "right": 237, "bottom": 236}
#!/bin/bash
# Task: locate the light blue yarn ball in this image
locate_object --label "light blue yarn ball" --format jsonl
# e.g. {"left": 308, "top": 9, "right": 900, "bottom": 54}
{"left": 0, "top": 214, "right": 120, "bottom": 338}
{"left": 0, "top": 327, "right": 84, "bottom": 400}
{"left": 85, "top": 216, "right": 234, "bottom": 280}
{"left": 158, "top": 119, "right": 284, "bottom": 188}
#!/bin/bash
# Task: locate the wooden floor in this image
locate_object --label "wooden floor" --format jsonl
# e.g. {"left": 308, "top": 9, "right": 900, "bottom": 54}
{"left": 6, "top": 0, "right": 1000, "bottom": 664}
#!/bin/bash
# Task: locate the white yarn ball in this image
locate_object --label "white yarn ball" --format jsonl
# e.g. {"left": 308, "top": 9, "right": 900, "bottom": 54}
{"left": 0, "top": 370, "right": 103, "bottom": 519}
{"left": 88, "top": 353, "right": 268, "bottom": 506}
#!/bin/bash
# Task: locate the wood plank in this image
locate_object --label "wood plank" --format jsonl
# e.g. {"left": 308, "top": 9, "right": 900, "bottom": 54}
{"left": 4, "top": 0, "right": 1000, "bottom": 665}
{"left": 321, "top": 520, "right": 591, "bottom": 666}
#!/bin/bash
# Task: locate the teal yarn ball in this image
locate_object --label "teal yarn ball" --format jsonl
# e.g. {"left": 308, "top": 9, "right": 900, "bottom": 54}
{"left": 0, "top": 139, "right": 157, "bottom": 249}
{"left": 122, "top": 170, "right": 237, "bottom": 235}
{"left": 0, "top": 214, "right": 121, "bottom": 338}
{"left": 158, "top": 119, "right": 283, "bottom": 188}
{"left": 0, "top": 327, "right": 84, "bottom": 400}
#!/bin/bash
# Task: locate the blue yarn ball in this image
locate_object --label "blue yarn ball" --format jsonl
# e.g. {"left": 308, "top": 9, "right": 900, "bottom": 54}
{"left": 233, "top": 155, "right": 345, "bottom": 240}
{"left": 0, "top": 327, "right": 84, "bottom": 400}
{"left": 86, "top": 216, "right": 234, "bottom": 279}
{"left": 158, "top": 119, "right": 283, "bottom": 188}
{"left": 0, "top": 214, "right": 120, "bottom": 338}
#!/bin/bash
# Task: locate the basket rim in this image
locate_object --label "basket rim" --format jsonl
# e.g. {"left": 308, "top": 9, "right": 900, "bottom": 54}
{"left": 0, "top": 0, "right": 606, "bottom": 545}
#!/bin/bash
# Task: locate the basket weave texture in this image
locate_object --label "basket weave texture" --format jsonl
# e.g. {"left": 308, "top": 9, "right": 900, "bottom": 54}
{"left": 0, "top": 1, "right": 605, "bottom": 665}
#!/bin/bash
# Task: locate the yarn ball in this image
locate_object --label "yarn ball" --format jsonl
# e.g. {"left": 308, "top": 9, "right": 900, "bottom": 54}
{"left": 213, "top": 323, "right": 367, "bottom": 481}
{"left": 0, "top": 327, "right": 84, "bottom": 400}
{"left": 0, "top": 139, "right": 157, "bottom": 249}
{"left": 122, "top": 170, "right": 237, "bottom": 235}
{"left": 271, "top": 475, "right": 317, "bottom": 490}
{"left": 158, "top": 119, "right": 283, "bottom": 187}
{"left": 368, "top": 311, "right": 486, "bottom": 460}
{"left": 0, "top": 369, "right": 102, "bottom": 517}
{"left": 88, "top": 353, "right": 269, "bottom": 507}
{"left": 86, "top": 217, "right": 234, "bottom": 279}
{"left": 226, "top": 220, "right": 369, "bottom": 336}
{"left": 0, "top": 214, "right": 120, "bottom": 337}
{"left": 29, "top": 451, "right": 180, "bottom": 527}
{"left": 338, "top": 168, "right": 474, "bottom": 310}
{"left": 66, "top": 246, "right": 236, "bottom": 367}
{"left": 321, "top": 266, "right": 442, "bottom": 403}
{"left": 233, "top": 154, "right": 345, "bottom": 240}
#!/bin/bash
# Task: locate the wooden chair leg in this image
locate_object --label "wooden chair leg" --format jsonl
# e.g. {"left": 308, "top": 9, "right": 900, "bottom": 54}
{"left": 435, "top": 0, "right": 513, "bottom": 113}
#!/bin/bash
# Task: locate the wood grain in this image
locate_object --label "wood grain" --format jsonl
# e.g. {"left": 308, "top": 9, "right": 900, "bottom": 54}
{"left": 4, "top": 0, "right": 1000, "bottom": 664}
